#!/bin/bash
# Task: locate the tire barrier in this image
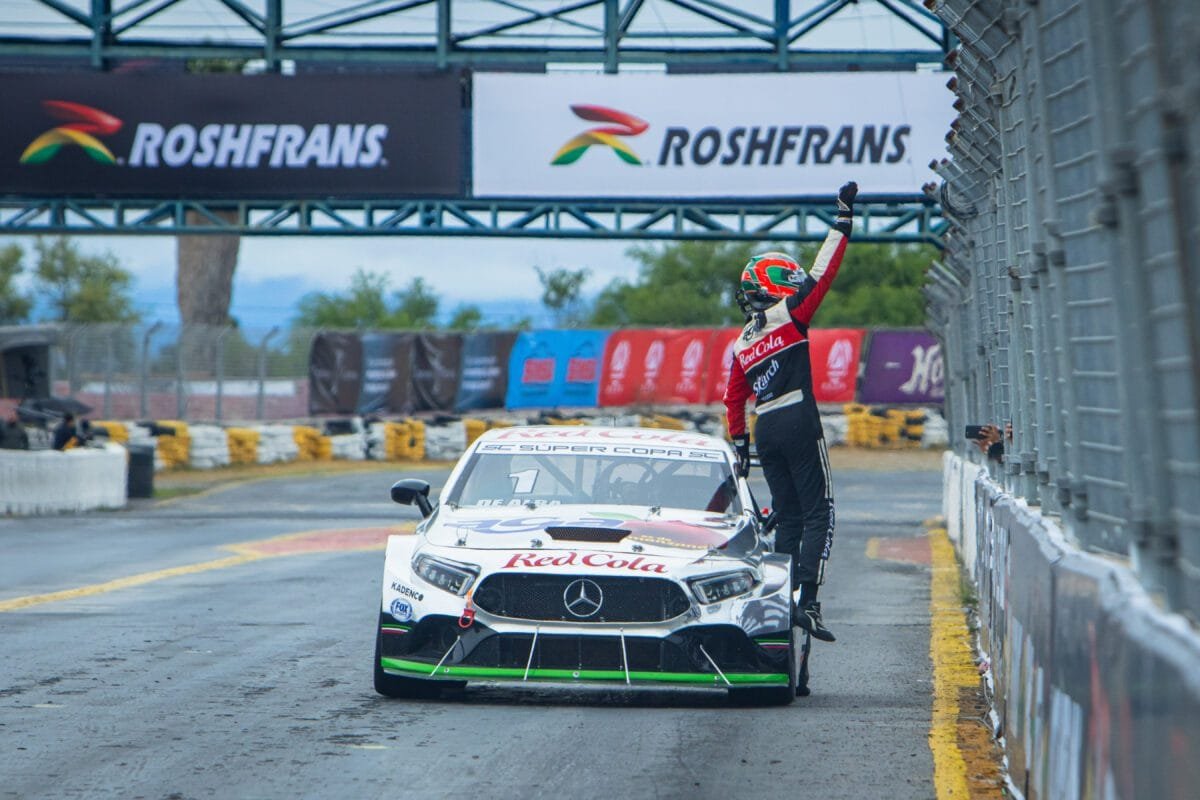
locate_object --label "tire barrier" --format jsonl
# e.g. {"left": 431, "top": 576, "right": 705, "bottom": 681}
{"left": 0, "top": 443, "right": 127, "bottom": 514}
{"left": 945, "top": 452, "right": 1200, "bottom": 800}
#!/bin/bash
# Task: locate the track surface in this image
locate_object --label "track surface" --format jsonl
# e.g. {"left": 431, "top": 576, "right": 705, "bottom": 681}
{"left": 1, "top": 460, "right": 941, "bottom": 799}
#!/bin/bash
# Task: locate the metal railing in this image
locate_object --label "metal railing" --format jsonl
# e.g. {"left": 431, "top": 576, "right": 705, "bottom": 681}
{"left": 928, "top": 0, "right": 1200, "bottom": 618}
{"left": 46, "top": 323, "right": 310, "bottom": 423}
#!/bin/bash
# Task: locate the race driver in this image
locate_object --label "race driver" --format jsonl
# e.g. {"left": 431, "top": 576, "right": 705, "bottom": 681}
{"left": 724, "top": 181, "right": 857, "bottom": 644}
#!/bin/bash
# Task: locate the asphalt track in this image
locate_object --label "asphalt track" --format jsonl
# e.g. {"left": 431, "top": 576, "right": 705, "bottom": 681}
{"left": 0, "top": 459, "right": 942, "bottom": 800}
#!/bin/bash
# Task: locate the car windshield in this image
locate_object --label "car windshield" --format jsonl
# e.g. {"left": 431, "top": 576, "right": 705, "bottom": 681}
{"left": 447, "top": 447, "right": 741, "bottom": 514}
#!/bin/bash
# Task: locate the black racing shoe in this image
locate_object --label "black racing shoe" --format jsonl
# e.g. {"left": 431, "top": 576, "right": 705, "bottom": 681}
{"left": 795, "top": 601, "right": 836, "bottom": 643}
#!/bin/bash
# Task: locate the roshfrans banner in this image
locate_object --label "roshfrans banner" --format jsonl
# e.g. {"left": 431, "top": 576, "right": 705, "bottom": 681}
{"left": 472, "top": 72, "right": 952, "bottom": 198}
{"left": 0, "top": 73, "right": 464, "bottom": 197}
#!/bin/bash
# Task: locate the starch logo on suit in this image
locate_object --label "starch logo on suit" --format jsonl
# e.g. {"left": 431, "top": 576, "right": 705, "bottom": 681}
{"left": 20, "top": 101, "right": 122, "bottom": 165}
{"left": 550, "top": 105, "right": 648, "bottom": 166}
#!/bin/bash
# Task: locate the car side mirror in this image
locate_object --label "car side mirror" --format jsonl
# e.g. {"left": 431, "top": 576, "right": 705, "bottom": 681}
{"left": 390, "top": 478, "right": 433, "bottom": 517}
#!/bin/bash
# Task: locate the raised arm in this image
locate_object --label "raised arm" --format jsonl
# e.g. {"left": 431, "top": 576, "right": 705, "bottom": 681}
{"left": 788, "top": 181, "right": 857, "bottom": 326}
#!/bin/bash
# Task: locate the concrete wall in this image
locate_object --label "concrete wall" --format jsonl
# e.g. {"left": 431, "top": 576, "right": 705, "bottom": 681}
{"left": 0, "top": 444, "right": 128, "bottom": 514}
{"left": 944, "top": 452, "right": 1200, "bottom": 800}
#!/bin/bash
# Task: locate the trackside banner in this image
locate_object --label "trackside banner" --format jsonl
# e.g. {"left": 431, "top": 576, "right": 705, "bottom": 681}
{"left": 0, "top": 73, "right": 463, "bottom": 197}
{"left": 505, "top": 330, "right": 609, "bottom": 409}
{"left": 472, "top": 72, "right": 952, "bottom": 198}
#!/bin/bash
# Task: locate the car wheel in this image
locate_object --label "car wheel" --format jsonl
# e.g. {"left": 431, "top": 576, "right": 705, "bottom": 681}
{"left": 728, "top": 625, "right": 797, "bottom": 706}
{"left": 373, "top": 626, "right": 459, "bottom": 699}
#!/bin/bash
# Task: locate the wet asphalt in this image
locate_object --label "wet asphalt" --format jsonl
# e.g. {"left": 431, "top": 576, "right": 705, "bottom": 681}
{"left": 0, "top": 461, "right": 941, "bottom": 800}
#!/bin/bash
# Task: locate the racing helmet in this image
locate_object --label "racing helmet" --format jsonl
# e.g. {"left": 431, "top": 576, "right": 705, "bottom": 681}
{"left": 737, "top": 252, "right": 805, "bottom": 313}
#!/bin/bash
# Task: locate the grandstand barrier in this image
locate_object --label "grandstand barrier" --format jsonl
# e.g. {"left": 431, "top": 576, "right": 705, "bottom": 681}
{"left": 944, "top": 451, "right": 1200, "bottom": 800}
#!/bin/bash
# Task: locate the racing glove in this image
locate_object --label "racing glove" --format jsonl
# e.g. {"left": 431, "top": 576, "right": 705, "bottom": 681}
{"left": 732, "top": 435, "right": 751, "bottom": 478}
{"left": 835, "top": 181, "right": 858, "bottom": 236}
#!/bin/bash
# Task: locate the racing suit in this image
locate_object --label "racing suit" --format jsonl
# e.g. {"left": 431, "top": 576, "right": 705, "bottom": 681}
{"left": 723, "top": 226, "right": 849, "bottom": 595}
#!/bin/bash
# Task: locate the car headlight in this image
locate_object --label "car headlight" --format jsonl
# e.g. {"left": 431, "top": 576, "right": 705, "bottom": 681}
{"left": 688, "top": 570, "right": 758, "bottom": 604}
{"left": 412, "top": 554, "right": 479, "bottom": 596}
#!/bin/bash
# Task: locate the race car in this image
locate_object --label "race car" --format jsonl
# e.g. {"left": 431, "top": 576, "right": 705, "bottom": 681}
{"left": 374, "top": 425, "right": 809, "bottom": 703}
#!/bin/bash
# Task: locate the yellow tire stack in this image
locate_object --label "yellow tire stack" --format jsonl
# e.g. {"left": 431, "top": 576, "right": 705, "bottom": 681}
{"left": 385, "top": 419, "right": 426, "bottom": 461}
{"left": 225, "top": 428, "right": 260, "bottom": 465}
{"left": 638, "top": 414, "right": 686, "bottom": 430}
{"left": 90, "top": 420, "right": 129, "bottom": 444}
{"left": 292, "top": 425, "right": 332, "bottom": 461}
{"left": 155, "top": 420, "right": 190, "bottom": 468}
{"left": 544, "top": 416, "right": 586, "bottom": 426}
{"left": 464, "top": 418, "right": 488, "bottom": 449}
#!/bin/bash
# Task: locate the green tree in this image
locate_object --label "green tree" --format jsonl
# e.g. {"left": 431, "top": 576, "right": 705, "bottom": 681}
{"left": 535, "top": 266, "right": 590, "bottom": 326}
{"left": 0, "top": 243, "right": 32, "bottom": 324}
{"left": 590, "top": 240, "right": 759, "bottom": 327}
{"left": 390, "top": 277, "right": 439, "bottom": 328}
{"left": 587, "top": 239, "right": 935, "bottom": 328}
{"left": 294, "top": 269, "right": 391, "bottom": 329}
{"left": 446, "top": 304, "right": 484, "bottom": 331}
{"left": 293, "top": 271, "right": 444, "bottom": 330}
{"left": 808, "top": 243, "right": 936, "bottom": 327}
{"left": 34, "top": 236, "right": 139, "bottom": 322}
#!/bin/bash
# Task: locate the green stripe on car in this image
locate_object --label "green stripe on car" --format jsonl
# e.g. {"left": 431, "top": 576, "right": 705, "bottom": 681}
{"left": 380, "top": 657, "right": 787, "bottom": 685}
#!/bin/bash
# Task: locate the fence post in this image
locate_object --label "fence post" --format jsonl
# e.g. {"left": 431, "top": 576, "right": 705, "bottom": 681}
{"left": 256, "top": 326, "right": 279, "bottom": 421}
{"left": 140, "top": 322, "right": 161, "bottom": 419}
{"left": 103, "top": 325, "right": 115, "bottom": 419}
{"left": 176, "top": 326, "right": 186, "bottom": 421}
{"left": 215, "top": 327, "right": 229, "bottom": 423}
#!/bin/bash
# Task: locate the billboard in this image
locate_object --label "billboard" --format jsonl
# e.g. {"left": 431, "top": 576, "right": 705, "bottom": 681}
{"left": 809, "top": 328, "right": 866, "bottom": 403}
{"left": 0, "top": 73, "right": 464, "bottom": 197}
{"left": 454, "top": 331, "right": 518, "bottom": 412}
{"left": 473, "top": 72, "right": 952, "bottom": 198}
{"left": 859, "top": 330, "right": 945, "bottom": 404}
{"left": 505, "top": 330, "right": 609, "bottom": 409}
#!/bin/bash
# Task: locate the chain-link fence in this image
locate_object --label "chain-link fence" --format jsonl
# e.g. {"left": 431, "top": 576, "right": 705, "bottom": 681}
{"left": 929, "top": 0, "right": 1200, "bottom": 617}
{"left": 44, "top": 323, "right": 315, "bottom": 423}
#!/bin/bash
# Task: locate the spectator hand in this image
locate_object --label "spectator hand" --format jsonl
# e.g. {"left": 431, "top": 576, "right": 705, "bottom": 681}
{"left": 732, "top": 435, "right": 751, "bottom": 478}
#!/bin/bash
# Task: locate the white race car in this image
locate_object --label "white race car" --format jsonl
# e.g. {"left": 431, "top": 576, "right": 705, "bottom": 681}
{"left": 374, "top": 425, "right": 809, "bottom": 703}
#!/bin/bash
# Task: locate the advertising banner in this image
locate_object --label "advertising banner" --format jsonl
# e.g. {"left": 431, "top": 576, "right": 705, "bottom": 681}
{"left": 704, "top": 328, "right": 742, "bottom": 404}
{"left": 859, "top": 330, "right": 945, "bottom": 404}
{"left": 809, "top": 328, "right": 866, "bottom": 403}
{"left": 0, "top": 73, "right": 463, "bottom": 197}
{"left": 356, "top": 333, "right": 415, "bottom": 415}
{"left": 454, "top": 331, "right": 518, "bottom": 412}
{"left": 411, "top": 333, "right": 463, "bottom": 413}
{"left": 473, "top": 72, "right": 952, "bottom": 198}
{"left": 505, "top": 330, "right": 609, "bottom": 409}
{"left": 655, "top": 329, "right": 715, "bottom": 404}
{"left": 598, "top": 329, "right": 671, "bottom": 407}
{"left": 308, "top": 332, "right": 362, "bottom": 415}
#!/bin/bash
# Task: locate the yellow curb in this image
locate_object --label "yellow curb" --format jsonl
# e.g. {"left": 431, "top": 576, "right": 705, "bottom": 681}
{"left": 928, "top": 525, "right": 982, "bottom": 799}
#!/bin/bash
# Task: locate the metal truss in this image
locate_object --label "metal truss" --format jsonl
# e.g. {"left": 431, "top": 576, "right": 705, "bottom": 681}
{"left": 2, "top": 0, "right": 949, "bottom": 72}
{"left": 0, "top": 196, "right": 945, "bottom": 244}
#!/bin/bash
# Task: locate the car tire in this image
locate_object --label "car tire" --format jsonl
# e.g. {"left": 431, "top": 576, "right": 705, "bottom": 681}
{"left": 728, "top": 625, "right": 797, "bottom": 706}
{"left": 373, "top": 626, "right": 460, "bottom": 699}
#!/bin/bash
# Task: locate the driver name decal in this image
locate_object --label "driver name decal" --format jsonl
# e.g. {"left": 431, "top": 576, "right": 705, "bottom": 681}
{"left": 502, "top": 551, "right": 669, "bottom": 574}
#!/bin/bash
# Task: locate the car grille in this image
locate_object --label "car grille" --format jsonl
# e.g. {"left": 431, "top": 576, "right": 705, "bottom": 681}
{"left": 473, "top": 573, "right": 692, "bottom": 623}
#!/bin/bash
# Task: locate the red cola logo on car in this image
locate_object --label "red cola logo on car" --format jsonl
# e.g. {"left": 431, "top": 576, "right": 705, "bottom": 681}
{"left": 502, "top": 551, "right": 668, "bottom": 574}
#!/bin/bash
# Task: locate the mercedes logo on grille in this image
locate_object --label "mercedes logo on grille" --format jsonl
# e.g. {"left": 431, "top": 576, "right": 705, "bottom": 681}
{"left": 563, "top": 578, "right": 604, "bottom": 618}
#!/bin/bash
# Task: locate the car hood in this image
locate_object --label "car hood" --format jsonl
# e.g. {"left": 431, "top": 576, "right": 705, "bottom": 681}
{"left": 425, "top": 504, "right": 745, "bottom": 554}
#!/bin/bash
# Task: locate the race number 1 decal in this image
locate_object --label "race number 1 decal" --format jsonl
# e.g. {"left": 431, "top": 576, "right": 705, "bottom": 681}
{"left": 509, "top": 469, "right": 538, "bottom": 494}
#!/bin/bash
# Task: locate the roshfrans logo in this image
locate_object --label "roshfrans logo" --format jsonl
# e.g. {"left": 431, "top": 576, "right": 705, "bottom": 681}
{"left": 551, "top": 105, "right": 647, "bottom": 166}
{"left": 21, "top": 101, "right": 122, "bottom": 165}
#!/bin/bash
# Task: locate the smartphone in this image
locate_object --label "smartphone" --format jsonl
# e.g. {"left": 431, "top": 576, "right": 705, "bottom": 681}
{"left": 965, "top": 425, "right": 985, "bottom": 440}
